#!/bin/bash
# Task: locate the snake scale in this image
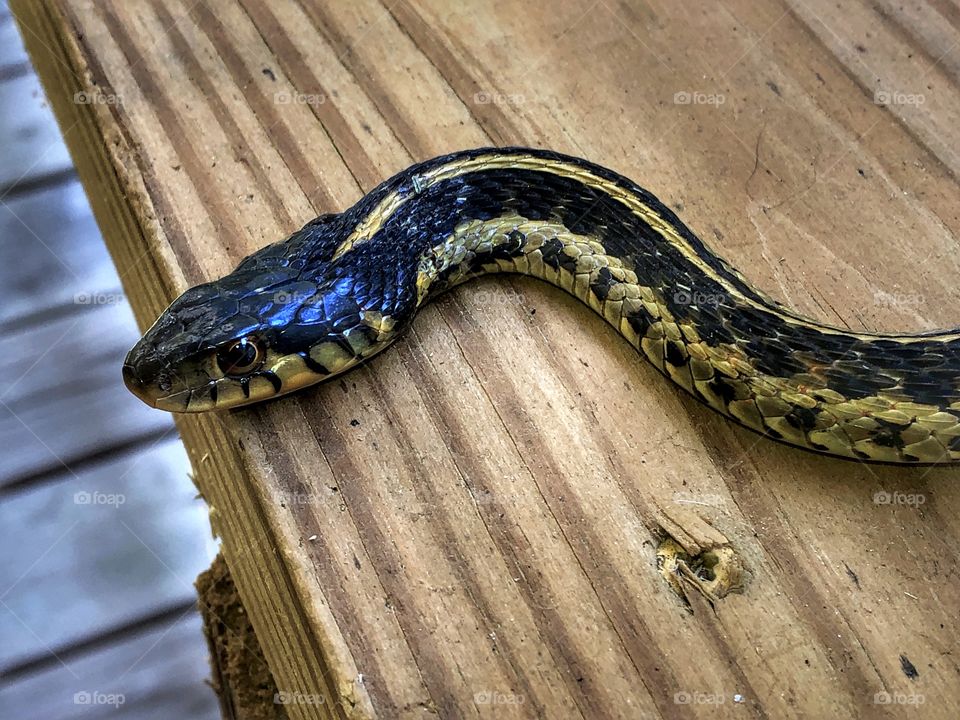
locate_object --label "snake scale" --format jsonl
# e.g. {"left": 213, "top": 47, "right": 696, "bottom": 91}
{"left": 123, "top": 148, "right": 960, "bottom": 464}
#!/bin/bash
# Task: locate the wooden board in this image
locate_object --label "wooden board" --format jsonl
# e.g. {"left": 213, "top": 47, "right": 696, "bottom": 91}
{"left": 12, "top": 1, "right": 960, "bottom": 718}
{"left": 0, "top": 300, "right": 174, "bottom": 487}
{"left": 0, "top": 8, "right": 29, "bottom": 70}
{"left": 0, "top": 179, "right": 118, "bottom": 325}
{"left": 196, "top": 553, "right": 285, "bottom": 720}
{"left": 1, "top": 610, "right": 221, "bottom": 720}
{"left": 0, "top": 71, "right": 72, "bottom": 189}
{"left": 0, "top": 438, "right": 213, "bottom": 669}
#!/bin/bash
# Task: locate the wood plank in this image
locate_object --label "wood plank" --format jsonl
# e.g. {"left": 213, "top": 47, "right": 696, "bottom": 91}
{"left": 0, "top": 610, "right": 220, "bottom": 720}
{"left": 0, "top": 180, "right": 117, "bottom": 325}
{"left": 196, "top": 553, "right": 285, "bottom": 720}
{"left": 0, "top": 301, "right": 174, "bottom": 487}
{"left": 0, "top": 7, "right": 30, "bottom": 72}
{"left": 0, "top": 438, "right": 214, "bottom": 668}
{"left": 12, "top": 1, "right": 960, "bottom": 719}
{"left": 0, "top": 71, "right": 72, "bottom": 189}
{"left": 1, "top": 13, "right": 216, "bottom": 718}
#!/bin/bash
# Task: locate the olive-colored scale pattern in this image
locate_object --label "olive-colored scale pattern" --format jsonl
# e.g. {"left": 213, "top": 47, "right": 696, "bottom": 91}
{"left": 421, "top": 212, "right": 960, "bottom": 463}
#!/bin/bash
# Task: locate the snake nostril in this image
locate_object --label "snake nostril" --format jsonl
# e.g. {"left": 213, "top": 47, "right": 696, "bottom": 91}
{"left": 122, "top": 363, "right": 139, "bottom": 388}
{"left": 122, "top": 363, "right": 155, "bottom": 407}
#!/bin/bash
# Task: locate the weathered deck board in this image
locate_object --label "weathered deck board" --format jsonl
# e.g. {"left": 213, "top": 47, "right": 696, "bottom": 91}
{"left": 0, "top": 301, "right": 174, "bottom": 486}
{"left": 0, "top": 611, "right": 220, "bottom": 720}
{"left": 0, "top": 438, "right": 212, "bottom": 668}
{"left": 0, "top": 72, "right": 72, "bottom": 189}
{"left": 13, "top": 1, "right": 960, "bottom": 718}
{"left": 0, "top": 19, "right": 218, "bottom": 717}
{"left": 0, "top": 9, "right": 29, "bottom": 70}
{"left": 0, "top": 180, "right": 117, "bottom": 325}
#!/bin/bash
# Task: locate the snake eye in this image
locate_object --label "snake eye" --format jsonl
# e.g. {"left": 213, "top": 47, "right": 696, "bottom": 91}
{"left": 216, "top": 337, "right": 265, "bottom": 377}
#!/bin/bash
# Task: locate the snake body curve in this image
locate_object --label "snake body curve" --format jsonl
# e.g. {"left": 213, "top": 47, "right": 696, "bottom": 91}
{"left": 124, "top": 148, "right": 960, "bottom": 464}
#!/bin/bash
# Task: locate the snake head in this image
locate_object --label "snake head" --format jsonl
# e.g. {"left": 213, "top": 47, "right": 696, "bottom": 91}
{"left": 123, "top": 216, "right": 409, "bottom": 412}
{"left": 122, "top": 279, "right": 273, "bottom": 411}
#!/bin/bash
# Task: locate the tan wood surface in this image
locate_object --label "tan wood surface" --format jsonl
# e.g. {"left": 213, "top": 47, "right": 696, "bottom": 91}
{"left": 13, "top": 1, "right": 960, "bottom": 718}
{"left": 0, "top": 12, "right": 218, "bottom": 715}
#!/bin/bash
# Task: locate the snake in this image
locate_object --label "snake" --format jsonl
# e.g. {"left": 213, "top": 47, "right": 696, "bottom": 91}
{"left": 123, "top": 147, "right": 960, "bottom": 464}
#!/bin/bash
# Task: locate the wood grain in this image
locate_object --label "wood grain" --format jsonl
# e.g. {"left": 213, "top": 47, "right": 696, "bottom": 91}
{"left": 0, "top": 180, "right": 117, "bottom": 326}
{"left": 0, "top": 438, "right": 211, "bottom": 668}
{"left": 0, "top": 72, "right": 72, "bottom": 188}
{"left": 1, "top": 611, "right": 221, "bottom": 719}
{"left": 13, "top": 0, "right": 960, "bottom": 718}
{"left": 0, "top": 301, "right": 174, "bottom": 486}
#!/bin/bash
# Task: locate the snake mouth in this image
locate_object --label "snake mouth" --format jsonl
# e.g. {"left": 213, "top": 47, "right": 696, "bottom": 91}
{"left": 154, "top": 388, "right": 194, "bottom": 412}
{"left": 123, "top": 361, "right": 195, "bottom": 411}
{"left": 122, "top": 362, "right": 156, "bottom": 407}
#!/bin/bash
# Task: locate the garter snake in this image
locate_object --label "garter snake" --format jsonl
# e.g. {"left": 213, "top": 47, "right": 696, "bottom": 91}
{"left": 123, "top": 147, "right": 960, "bottom": 464}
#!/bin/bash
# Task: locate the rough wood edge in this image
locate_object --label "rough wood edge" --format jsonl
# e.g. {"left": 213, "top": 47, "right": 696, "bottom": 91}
{"left": 8, "top": 3, "right": 365, "bottom": 718}
{"left": 197, "top": 553, "right": 287, "bottom": 720}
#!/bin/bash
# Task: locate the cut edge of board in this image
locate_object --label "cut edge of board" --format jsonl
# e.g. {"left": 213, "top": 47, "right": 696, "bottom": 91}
{"left": 8, "top": 2, "right": 369, "bottom": 718}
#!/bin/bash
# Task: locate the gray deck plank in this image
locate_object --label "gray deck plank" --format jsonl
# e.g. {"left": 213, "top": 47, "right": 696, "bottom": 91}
{"left": 0, "top": 180, "right": 117, "bottom": 325}
{"left": 0, "top": 438, "right": 215, "bottom": 669}
{"left": 0, "top": 611, "right": 220, "bottom": 720}
{"left": 0, "top": 11, "right": 29, "bottom": 71}
{"left": 0, "top": 301, "right": 175, "bottom": 487}
{"left": 0, "top": 72, "right": 72, "bottom": 190}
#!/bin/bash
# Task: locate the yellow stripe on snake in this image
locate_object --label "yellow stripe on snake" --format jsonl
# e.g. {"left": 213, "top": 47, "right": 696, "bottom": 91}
{"left": 123, "top": 148, "right": 960, "bottom": 464}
